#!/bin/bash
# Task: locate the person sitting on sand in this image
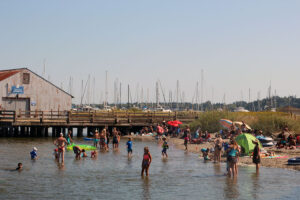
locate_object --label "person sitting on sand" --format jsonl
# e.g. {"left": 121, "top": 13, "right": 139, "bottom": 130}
{"left": 252, "top": 140, "right": 261, "bottom": 173}
{"left": 16, "top": 163, "right": 23, "bottom": 171}
{"left": 30, "top": 147, "right": 38, "bottom": 160}
{"left": 141, "top": 147, "right": 152, "bottom": 177}
{"left": 286, "top": 138, "right": 296, "bottom": 150}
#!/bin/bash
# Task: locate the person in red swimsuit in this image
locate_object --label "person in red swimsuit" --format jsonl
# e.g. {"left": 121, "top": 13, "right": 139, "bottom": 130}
{"left": 141, "top": 147, "right": 152, "bottom": 177}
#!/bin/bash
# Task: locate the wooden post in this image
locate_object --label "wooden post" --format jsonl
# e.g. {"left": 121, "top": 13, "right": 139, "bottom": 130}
{"left": 77, "top": 127, "right": 83, "bottom": 137}
{"left": 45, "top": 127, "right": 49, "bottom": 137}
{"left": 20, "top": 126, "right": 25, "bottom": 137}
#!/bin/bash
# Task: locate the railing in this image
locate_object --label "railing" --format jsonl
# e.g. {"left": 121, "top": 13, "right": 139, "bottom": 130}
{"left": 0, "top": 110, "right": 199, "bottom": 124}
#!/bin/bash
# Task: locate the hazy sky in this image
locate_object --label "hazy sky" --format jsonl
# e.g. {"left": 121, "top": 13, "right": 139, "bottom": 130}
{"left": 0, "top": 1, "right": 299, "bottom": 104}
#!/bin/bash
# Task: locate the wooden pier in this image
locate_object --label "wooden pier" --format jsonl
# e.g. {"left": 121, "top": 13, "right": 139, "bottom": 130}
{"left": 0, "top": 110, "right": 199, "bottom": 137}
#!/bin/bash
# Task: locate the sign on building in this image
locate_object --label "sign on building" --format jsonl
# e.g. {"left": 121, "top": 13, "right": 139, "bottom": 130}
{"left": 11, "top": 86, "right": 24, "bottom": 94}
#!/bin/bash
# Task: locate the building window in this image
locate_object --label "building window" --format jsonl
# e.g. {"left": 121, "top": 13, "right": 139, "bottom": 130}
{"left": 23, "top": 73, "right": 30, "bottom": 84}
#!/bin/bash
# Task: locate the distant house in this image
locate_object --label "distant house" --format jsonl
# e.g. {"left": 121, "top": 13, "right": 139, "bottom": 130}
{"left": 0, "top": 68, "right": 73, "bottom": 112}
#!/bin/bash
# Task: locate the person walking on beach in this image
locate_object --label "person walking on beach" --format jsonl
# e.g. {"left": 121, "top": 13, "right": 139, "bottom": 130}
{"left": 214, "top": 135, "right": 223, "bottom": 163}
{"left": 141, "top": 147, "right": 152, "bottom": 177}
{"left": 252, "top": 140, "right": 260, "bottom": 173}
{"left": 54, "top": 133, "right": 68, "bottom": 164}
{"left": 162, "top": 137, "right": 169, "bottom": 158}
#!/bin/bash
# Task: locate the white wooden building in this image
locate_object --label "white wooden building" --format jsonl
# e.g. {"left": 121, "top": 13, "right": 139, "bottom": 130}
{"left": 0, "top": 68, "right": 73, "bottom": 112}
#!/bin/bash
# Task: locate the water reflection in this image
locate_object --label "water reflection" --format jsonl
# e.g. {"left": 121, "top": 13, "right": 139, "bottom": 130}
{"left": 141, "top": 177, "right": 151, "bottom": 200}
{"left": 213, "top": 163, "right": 222, "bottom": 175}
{"left": 251, "top": 172, "right": 260, "bottom": 199}
{"left": 224, "top": 177, "right": 239, "bottom": 199}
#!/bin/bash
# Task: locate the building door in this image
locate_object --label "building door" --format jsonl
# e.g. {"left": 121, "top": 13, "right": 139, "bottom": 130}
{"left": 2, "top": 98, "right": 30, "bottom": 112}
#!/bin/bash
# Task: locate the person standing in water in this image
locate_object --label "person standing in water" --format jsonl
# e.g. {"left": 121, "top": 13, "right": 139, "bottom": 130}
{"left": 99, "top": 129, "right": 106, "bottom": 150}
{"left": 141, "top": 147, "right": 152, "bottom": 177}
{"left": 94, "top": 130, "right": 100, "bottom": 148}
{"left": 54, "top": 133, "right": 68, "bottom": 164}
{"left": 112, "top": 128, "right": 119, "bottom": 149}
{"left": 66, "top": 130, "right": 73, "bottom": 145}
{"left": 162, "top": 137, "right": 169, "bottom": 158}
{"left": 126, "top": 137, "right": 133, "bottom": 157}
{"left": 252, "top": 140, "right": 261, "bottom": 173}
{"left": 214, "top": 135, "right": 223, "bottom": 163}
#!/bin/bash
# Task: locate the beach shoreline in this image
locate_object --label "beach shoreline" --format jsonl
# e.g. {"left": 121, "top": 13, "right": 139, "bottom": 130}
{"left": 124, "top": 135, "right": 300, "bottom": 171}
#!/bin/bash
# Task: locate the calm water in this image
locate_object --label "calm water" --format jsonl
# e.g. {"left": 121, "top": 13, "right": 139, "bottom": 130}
{"left": 0, "top": 138, "right": 300, "bottom": 200}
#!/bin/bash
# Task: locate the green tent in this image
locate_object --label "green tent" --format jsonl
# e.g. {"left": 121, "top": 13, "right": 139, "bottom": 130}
{"left": 235, "top": 133, "right": 262, "bottom": 155}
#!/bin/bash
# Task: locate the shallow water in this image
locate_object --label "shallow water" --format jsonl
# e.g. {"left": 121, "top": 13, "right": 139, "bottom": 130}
{"left": 0, "top": 138, "right": 300, "bottom": 200}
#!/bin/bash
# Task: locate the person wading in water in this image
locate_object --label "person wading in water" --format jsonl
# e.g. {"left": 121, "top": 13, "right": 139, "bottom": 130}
{"left": 54, "top": 133, "right": 68, "bottom": 164}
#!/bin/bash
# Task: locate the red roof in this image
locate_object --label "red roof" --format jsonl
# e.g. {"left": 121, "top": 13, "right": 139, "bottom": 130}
{"left": 0, "top": 70, "right": 21, "bottom": 81}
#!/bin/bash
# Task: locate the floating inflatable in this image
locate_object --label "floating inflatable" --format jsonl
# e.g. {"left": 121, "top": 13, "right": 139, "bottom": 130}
{"left": 67, "top": 144, "right": 97, "bottom": 151}
{"left": 84, "top": 137, "right": 94, "bottom": 141}
{"left": 288, "top": 157, "right": 300, "bottom": 165}
{"left": 261, "top": 142, "right": 274, "bottom": 147}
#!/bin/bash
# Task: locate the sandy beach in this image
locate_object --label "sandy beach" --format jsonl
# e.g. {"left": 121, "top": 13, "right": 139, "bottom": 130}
{"left": 124, "top": 135, "right": 300, "bottom": 171}
{"left": 169, "top": 137, "right": 300, "bottom": 171}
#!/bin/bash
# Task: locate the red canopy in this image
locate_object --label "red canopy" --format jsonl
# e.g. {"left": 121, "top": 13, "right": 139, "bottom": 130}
{"left": 167, "top": 120, "right": 182, "bottom": 127}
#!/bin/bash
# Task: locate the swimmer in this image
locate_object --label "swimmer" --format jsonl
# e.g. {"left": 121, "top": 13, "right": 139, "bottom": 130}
{"left": 141, "top": 147, "right": 152, "bottom": 177}
{"left": 162, "top": 137, "right": 169, "bottom": 158}
{"left": 82, "top": 149, "right": 88, "bottom": 157}
{"left": 53, "top": 133, "right": 68, "bottom": 163}
{"left": 126, "top": 137, "right": 133, "bottom": 157}
{"left": 30, "top": 147, "right": 38, "bottom": 160}
{"left": 16, "top": 163, "right": 23, "bottom": 171}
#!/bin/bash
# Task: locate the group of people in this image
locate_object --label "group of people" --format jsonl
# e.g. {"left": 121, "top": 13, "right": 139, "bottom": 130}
{"left": 93, "top": 128, "right": 121, "bottom": 151}
{"left": 276, "top": 129, "right": 299, "bottom": 149}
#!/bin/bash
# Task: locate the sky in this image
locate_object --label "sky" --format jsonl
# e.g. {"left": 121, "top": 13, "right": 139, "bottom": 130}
{"left": 0, "top": 0, "right": 299, "bottom": 104}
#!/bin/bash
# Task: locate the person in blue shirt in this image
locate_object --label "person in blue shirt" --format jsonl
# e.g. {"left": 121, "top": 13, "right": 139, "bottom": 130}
{"left": 126, "top": 138, "right": 133, "bottom": 157}
{"left": 30, "top": 147, "right": 38, "bottom": 160}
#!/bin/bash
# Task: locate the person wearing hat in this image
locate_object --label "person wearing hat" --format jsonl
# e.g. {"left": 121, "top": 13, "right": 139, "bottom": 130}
{"left": 252, "top": 139, "right": 260, "bottom": 173}
{"left": 54, "top": 133, "right": 68, "bottom": 163}
{"left": 30, "top": 147, "right": 38, "bottom": 160}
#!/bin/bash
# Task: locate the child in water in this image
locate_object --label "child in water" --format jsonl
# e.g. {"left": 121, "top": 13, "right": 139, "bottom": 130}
{"left": 141, "top": 147, "right": 152, "bottom": 177}
{"left": 126, "top": 138, "right": 133, "bottom": 157}
{"left": 91, "top": 150, "right": 97, "bottom": 158}
{"left": 201, "top": 148, "right": 210, "bottom": 161}
{"left": 16, "top": 163, "right": 23, "bottom": 171}
{"left": 53, "top": 148, "right": 59, "bottom": 160}
{"left": 184, "top": 136, "right": 189, "bottom": 150}
{"left": 30, "top": 147, "right": 38, "bottom": 160}
{"left": 82, "top": 149, "right": 88, "bottom": 157}
{"left": 73, "top": 146, "right": 82, "bottom": 159}
{"left": 162, "top": 137, "right": 169, "bottom": 158}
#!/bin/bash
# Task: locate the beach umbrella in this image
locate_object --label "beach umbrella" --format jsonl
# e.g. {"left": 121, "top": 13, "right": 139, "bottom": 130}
{"left": 235, "top": 133, "right": 262, "bottom": 155}
{"left": 167, "top": 120, "right": 182, "bottom": 127}
{"left": 233, "top": 121, "right": 251, "bottom": 130}
{"left": 219, "top": 119, "right": 233, "bottom": 129}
